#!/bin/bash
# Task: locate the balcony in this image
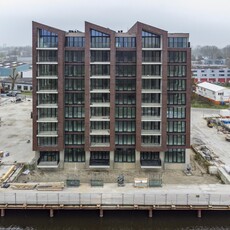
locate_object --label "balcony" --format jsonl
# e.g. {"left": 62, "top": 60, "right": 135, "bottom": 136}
{"left": 89, "top": 158, "right": 110, "bottom": 168}
{"left": 140, "top": 159, "right": 162, "bottom": 169}
{"left": 37, "top": 131, "right": 58, "bottom": 137}
{"left": 90, "top": 129, "right": 110, "bottom": 135}
{"left": 37, "top": 158, "right": 60, "bottom": 169}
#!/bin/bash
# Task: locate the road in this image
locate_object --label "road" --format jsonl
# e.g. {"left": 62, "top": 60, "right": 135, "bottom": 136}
{"left": 191, "top": 108, "right": 230, "bottom": 166}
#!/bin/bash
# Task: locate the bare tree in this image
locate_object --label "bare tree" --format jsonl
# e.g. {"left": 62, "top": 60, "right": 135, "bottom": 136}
{"left": 9, "top": 68, "right": 19, "bottom": 90}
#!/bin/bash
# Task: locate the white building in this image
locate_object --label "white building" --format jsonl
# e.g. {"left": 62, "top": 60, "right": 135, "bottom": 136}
{"left": 192, "top": 68, "right": 230, "bottom": 83}
{"left": 196, "top": 82, "right": 230, "bottom": 104}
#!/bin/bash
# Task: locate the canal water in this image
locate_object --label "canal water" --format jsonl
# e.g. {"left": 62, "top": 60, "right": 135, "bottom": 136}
{"left": 0, "top": 210, "right": 230, "bottom": 229}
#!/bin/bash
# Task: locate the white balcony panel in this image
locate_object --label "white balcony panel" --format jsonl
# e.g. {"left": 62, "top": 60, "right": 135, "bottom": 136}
{"left": 36, "top": 62, "right": 58, "bottom": 65}
{"left": 37, "top": 104, "right": 58, "bottom": 108}
{"left": 90, "top": 143, "right": 110, "bottom": 147}
{"left": 90, "top": 89, "right": 110, "bottom": 93}
{"left": 90, "top": 75, "right": 110, "bottom": 79}
{"left": 36, "top": 76, "right": 58, "bottom": 79}
{"left": 37, "top": 118, "right": 58, "bottom": 123}
{"left": 90, "top": 62, "right": 110, "bottom": 65}
{"left": 142, "top": 89, "right": 161, "bottom": 93}
{"left": 141, "top": 130, "right": 161, "bottom": 135}
{"left": 142, "top": 75, "right": 162, "bottom": 79}
{"left": 37, "top": 90, "right": 58, "bottom": 94}
{"left": 90, "top": 116, "right": 110, "bottom": 121}
{"left": 141, "top": 103, "right": 162, "bottom": 107}
{"left": 36, "top": 47, "right": 58, "bottom": 50}
{"left": 90, "top": 102, "right": 110, "bottom": 107}
{"left": 142, "top": 62, "right": 162, "bottom": 65}
{"left": 37, "top": 131, "right": 58, "bottom": 137}
{"left": 141, "top": 116, "right": 161, "bottom": 121}
{"left": 142, "top": 48, "right": 162, "bottom": 51}
{"left": 90, "top": 129, "right": 110, "bottom": 135}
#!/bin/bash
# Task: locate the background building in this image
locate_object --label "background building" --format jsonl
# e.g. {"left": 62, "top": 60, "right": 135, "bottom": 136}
{"left": 32, "top": 21, "right": 191, "bottom": 171}
{"left": 196, "top": 82, "right": 230, "bottom": 104}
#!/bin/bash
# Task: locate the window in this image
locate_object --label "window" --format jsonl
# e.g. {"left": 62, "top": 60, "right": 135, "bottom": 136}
{"left": 38, "top": 29, "right": 58, "bottom": 48}
{"left": 90, "top": 29, "right": 110, "bottom": 48}
{"left": 65, "top": 65, "right": 85, "bottom": 77}
{"left": 65, "top": 79, "right": 84, "bottom": 91}
{"left": 115, "top": 148, "right": 135, "bottom": 162}
{"left": 91, "top": 107, "right": 109, "bottom": 117}
{"left": 167, "top": 79, "right": 186, "bottom": 91}
{"left": 116, "top": 51, "right": 136, "bottom": 62}
{"left": 115, "top": 121, "right": 135, "bottom": 132}
{"left": 142, "top": 122, "right": 160, "bottom": 131}
{"left": 38, "top": 94, "right": 57, "bottom": 104}
{"left": 142, "top": 31, "right": 161, "bottom": 48}
{"left": 116, "top": 93, "right": 136, "bottom": 104}
{"left": 65, "top": 120, "right": 85, "bottom": 132}
{"left": 167, "top": 135, "right": 186, "bottom": 145}
{"left": 141, "top": 152, "right": 160, "bottom": 160}
{"left": 142, "top": 51, "right": 161, "bottom": 62}
{"left": 38, "top": 108, "right": 57, "bottom": 118}
{"left": 167, "top": 121, "right": 186, "bottom": 133}
{"left": 168, "top": 65, "right": 186, "bottom": 77}
{"left": 65, "top": 93, "right": 84, "bottom": 105}
{"left": 38, "top": 50, "right": 57, "bottom": 62}
{"left": 91, "top": 93, "right": 109, "bottom": 103}
{"left": 115, "top": 134, "right": 135, "bottom": 145}
{"left": 116, "top": 79, "right": 136, "bottom": 91}
{"left": 65, "top": 106, "right": 84, "bottom": 118}
{"left": 167, "top": 107, "right": 186, "bottom": 118}
{"left": 115, "top": 37, "right": 136, "bottom": 48}
{"left": 165, "top": 149, "right": 185, "bottom": 163}
{"left": 167, "top": 93, "right": 186, "bottom": 105}
{"left": 142, "top": 65, "right": 161, "bottom": 76}
{"left": 91, "top": 121, "right": 109, "bottom": 130}
{"left": 168, "top": 51, "right": 186, "bottom": 63}
{"left": 91, "top": 50, "right": 110, "bottom": 62}
{"left": 116, "top": 65, "right": 136, "bottom": 77}
{"left": 65, "top": 37, "right": 85, "bottom": 47}
{"left": 142, "top": 79, "right": 161, "bottom": 90}
{"left": 38, "top": 64, "right": 57, "bottom": 76}
{"left": 65, "top": 134, "right": 84, "bottom": 145}
{"left": 64, "top": 148, "right": 85, "bottom": 162}
{"left": 91, "top": 65, "right": 110, "bottom": 76}
{"left": 142, "top": 107, "right": 160, "bottom": 117}
{"left": 38, "top": 123, "right": 57, "bottom": 132}
{"left": 38, "top": 79, "right": 57, "bottom": 91}
{"left": 65, "top": 51, "right": 84, "bottom": 62}
{"left": 142, "top": 93, "right": 161, "bottom": 103}
{"left": 40, "top": 151, "right": 59, "bottom": 162}
{"left": 91, "top": 136, "right": 110, "bottom": 144}
{"left": 168, "top": 37, "right": 188, "bottom": 48}
{"left": 38, "top": 137, "right": 57, "bottom": 146}
{"left": 90, "top": 79, "right": 109, "bottom": 90}
{"left": 141, "top": 136, "right": 161, "bottom": 145}
{"left": 115, "top": 107, "right": 136, "bottom": 118}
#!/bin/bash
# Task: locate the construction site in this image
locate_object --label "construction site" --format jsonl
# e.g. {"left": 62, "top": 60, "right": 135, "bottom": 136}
{"left": 1, "top": 95, "right": 230, "bottom": 190}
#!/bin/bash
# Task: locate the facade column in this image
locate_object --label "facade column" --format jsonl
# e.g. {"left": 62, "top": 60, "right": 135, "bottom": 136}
{"left": 135, "top": 150, "right": 140, "bottom": 168}
{"left": 50, "top": 209, "right": 54, "bottom": 218}
{"left": 59, "top": 150, "right": 64, "bottom": 168}
{"left": 110, "top": 151, "right": 114, "bottom": 169}
{"left": 85, "top": 151, "right": 90, "bottom": 169}
{"left": 149, "top": 209, "right": 153, "bottom": 218}
{"left": 197, "top": 209, "right": 202, "bottom": 218}
{"left": 99, "top": 209, "right": 103, "bottom": 217}
{"left": 1, "top": 209, "right": 5, "bottom": 217}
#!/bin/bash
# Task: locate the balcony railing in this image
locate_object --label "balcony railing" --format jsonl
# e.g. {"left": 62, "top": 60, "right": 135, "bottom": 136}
{"left": 89, "top": 159, "right": 110, "bottom": 168}
{"left": 37, "top": 158, "right": 60, "bottom": 169}
{"left": 140, "top": 159, "right": 162, "bottom": 169}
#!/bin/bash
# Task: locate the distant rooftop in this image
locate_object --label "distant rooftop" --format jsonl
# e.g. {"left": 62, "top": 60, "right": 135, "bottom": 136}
{"left": 197, "top": 82, "right": 227, "bottom": 92}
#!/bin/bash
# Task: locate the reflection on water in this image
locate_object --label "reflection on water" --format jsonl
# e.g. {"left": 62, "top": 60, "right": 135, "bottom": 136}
{"left": 0, "top": 210, "right": 230, "bottom": 230}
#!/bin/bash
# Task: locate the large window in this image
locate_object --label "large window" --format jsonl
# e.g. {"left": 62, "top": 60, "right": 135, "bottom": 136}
{"left": 116, "top": 79, "right": 136, "bottom": 91}
{"left": 168, "top": 51, "right": 186, "bottom": 63}
{"left": 65, "top": 120, "right": 84, "bottom": 132}
{"left": 142, "top": 31, "right": 161, "bottom": 48}
{"left": 38, "top": 79, "right": 57, "bottom": 91}
{"left": 142, "top": 65, "right": 161, "bottom": 76}
{"left": 165, "top": 149, "right": 185, "bottom": 163}
{"left": 91, "top": 136, "right": 110, "bottom": 144}
{"left": 142, "top": 93, "right": 161, "bottom": 103}
{"left": 91, "top": 65, "right": 110, "bottom": 76}
{"left": 38, "top": 50, "right": 57, "bottom": 62}
{"left": 39, "top": 151, "right": 59, "bottom": 162}
{"left": 116, "top": 93, "right": 136, "bottom": 105}
{"left": 142, "top": 51, "right": 161, "bottom": 62}
{"left": 91, "top": 93, "right": 109, "bottom": 103}
{"left": 65, "top": 51, "right": 84, "bottom": 62}
{"left": 38, "top": 64, "right": 57, "bottom": 76}
{"left": 142, "top": 79, "right": 161, "bottom": 90}
{"left": 90, "top": 29, "right": 110, "bottom": 48}
{"left": 167, "top": 107, "right": 186, "bottom": 118}
{"left": 116, "top": 65, "right": 136, "bottom": 77}
{"left": 167, "top": 135, "right": 186, "bottom": 145}
{"left": 115, "top": 135, "right": 135, "bottom": 145}
{"left": 116, "top": 51, "right": 136, "bottom": 62}
{"left": 115, "top": 121, "right": 135, "bottom": 132}
{"left": 65, "top": 106, "right": 84, "bottom": 118}
{"left": 141, "top": 152, "right": 160, "bottom": 160}
{"left": 65, "top": 134, "right": 84, "bottom": 145}
{"left": 38, "top": 123, "right": 57, "bottom": 132}
{"left": 65, "top": 79, "right": 84, "bottom": 91}
{"left": 167, "top": 121, "right": 186, "bottom": 133}
{"left": 115, "top": 37, "right": 136, "bottom": 48}
{"left": 38, "top": 108, "right": 57, "bottom": 118}
{"left": 115, "top": 148, "right": 135, "bottom": 162}
{"left": 91, "top": 107, "right": 109, "bottom": 117}
{"left": 65, "top": 65, "right": 85, "bottom": 77}
{"left": 64, "top": 148, "right": 85, "bottom": 162}
{"left": 168, "top": 65, "right": 186, "bottom": 77}
{"left": 90, "top": 79, "right": 109, "bottom": 90}
{"left": 38, "top": 137, "right": 57, "bottom": 146}
{"left": 167, "top": 93, "right": 186, "bottom": 105}
{"left": 168, "top": 37, "right": 188, "bottom": 48}
{"left": 91, "top": 51, "right": 110, "bottom": 62}
{"left": 65, "top": 37, "right": 85, "bottom": 47}
{"left": 65, "top": 93, "right": 84, "bottom": 105}
{"left": 142, "top": 122, "right": 160, "bottom": 131}
{"left": 141, "top": 136, "right": 160, "bottom": 145}
{"left": 38, "top": 29, "right": 58, "bottom": 48}
{"left": 142, "top": 107, "right": 160, "bottom": 117}
{"left": 115, "top": 107, "right": 136, "bottom": 118}
{"left": 91, "top": 121, "right": 109, "bottom": 130}
{"left": 38, "top": 94, "right": 57, "bottom": 104}
{"left": 167, "top": 79, "right": 186, "bottom": 91}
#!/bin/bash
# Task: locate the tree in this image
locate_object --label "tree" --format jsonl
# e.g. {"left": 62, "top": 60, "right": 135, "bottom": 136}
{"left": 9, "top": 68, "right": 19, "bottom": 90}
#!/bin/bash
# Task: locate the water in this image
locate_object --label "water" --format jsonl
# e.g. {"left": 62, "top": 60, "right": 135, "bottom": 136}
{"left": 0, "top": 210, "right": 230, "bottom": 230}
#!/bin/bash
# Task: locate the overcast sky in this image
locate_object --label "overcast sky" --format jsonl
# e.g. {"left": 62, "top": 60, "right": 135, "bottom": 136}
{"left": 1, "top": 0, "right": 230, "bottom": 48}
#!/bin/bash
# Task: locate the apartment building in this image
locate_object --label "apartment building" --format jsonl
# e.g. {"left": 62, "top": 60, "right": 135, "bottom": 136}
{"left": 32, "top": 21, "right": 191, "bottom": 171}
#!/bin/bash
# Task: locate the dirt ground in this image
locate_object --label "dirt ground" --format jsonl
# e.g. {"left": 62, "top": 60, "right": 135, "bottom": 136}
{"left": 17, "top": 151, "right": 221, "bottom": 184}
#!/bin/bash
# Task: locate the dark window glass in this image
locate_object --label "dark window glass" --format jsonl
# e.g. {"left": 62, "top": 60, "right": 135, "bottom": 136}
{"left": 167, "top": 93, "right": 186, "bottom": 105}
{"left": 116, "top": 65, "right": 136, "bottom": 77}
{"left": 116, "top": 79, "right": 136, "bottom": 91}
{"left": 142, "top": 65, "right": 161, "bottom": 76}
{"left": 65, "top": 79, "right": 84, "bottom": 91}
{"left": 38, "top": 137, "right": 57, "bottom": 146}
{"left": 167, "top": 107, "right": 186, "bottom": 119}
{"left": 116, "top": 51, "right": 136, "bottom": 62}
{"left": 38, "top": 64, "right": 57, "bottom": 76}
{"left": 167, "top": 121, "right": 186, "bottom": 133}
{"left": 168, "top": 65, "right": 186, "bottom": 77}
{"left": 65, "top": 37, "right": 85, "bottom": 47}
{"left": 142, "top": 31, "right": 160, "bottom": 48}
{"left": 65, "top": 106, "right": 84, "bottom": 118}
{"left": 116, "top": 93, "right": 136, "bottom": 105}
{"left": 38, "top": 50, "right": 57, "bottom": 62}
{"left": 115, "top": 37, "right": 136, "bottom": 48}
{"left": 90, "top": 29, "right": 110, "bottom": 48}
{"left": 165, "top": 149, "right": 185, "bottom": 163}
{"left": 167, "top": 79, "right": 186, "bottom": 91}
{"left": 65, "top": 120, "right": 85, "bottom": 132}
{"left": 64, "top": 148, "right": 85, "bottom": 162}
{"left": 65, "top": 93, "right": 84, "bottom": 105}
{"left": 38, "top": 29, "right": 58, "bottom": 48}
{"left": 168, "top": 37, "right": 188, "bottom": 48}
{"left": 65, "top": 65, "right": 85, "bottom": 77}
{"left": 167, "top": 135, "right": 186, "bottom": 145}
{"left": 115, "top": 148, "right": 135, "bottom": 162}
{"left": 115, "top": 107, "right": 136, "bottom": 118}
{"left": 91, "top": 65, "right": 110, "bottom": 75}
{"left": 90, "top": 79, "right": 109, "bottom": 90}
{"left": 142, "top": 79, "right": 161, "bottom": 90}
{"left": 142, "top": 93, "right": 161, "bottom": 103}
{"left": 65, "top": 134, "right": 84, "bottom": 145}
{"left": 168, "top": 51, "right": 186, "bottom": 63}
{"left": 142, "top": 51, "right": 161, "bottom": 62}
{"left": 65, "top": 51, "right": 84, "bottom": 62}
{"left": 115, "top": 135, "right": 135, "bottom": 145}
{"left": 115, "top": 121, "right": 135, "bottom": 132}
{"left": 91, "top": 51, "right": 110, "bottom": 62}
{"left": 40, "top": 151, "right": 59, "bottom": 161}
{"left": 142, "top": 107, "right": 160, "bottom": 117}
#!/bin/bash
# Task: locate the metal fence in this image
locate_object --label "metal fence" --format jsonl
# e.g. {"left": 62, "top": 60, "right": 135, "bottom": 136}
{"left": 0, "top": 192, "right": 230, "bottom": 206}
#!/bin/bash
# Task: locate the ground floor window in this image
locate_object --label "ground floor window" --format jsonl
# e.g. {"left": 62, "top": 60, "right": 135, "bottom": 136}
{"left": 40, "top": 151, "right": 59, "bottom": 162}
{"left": 64, "top": 148, "right": 85, "bottom": 162}
{"left": 115, "top": 148, "right": 135, "bottom": 163}
{"left": 164, "top": 149, "right": 185, "bottom": 163}
{"left": 141, "top": 152, "right": 160, "bottom": 160}
{"left": 90, "top": 151, "right": 110, "bottom": 165}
